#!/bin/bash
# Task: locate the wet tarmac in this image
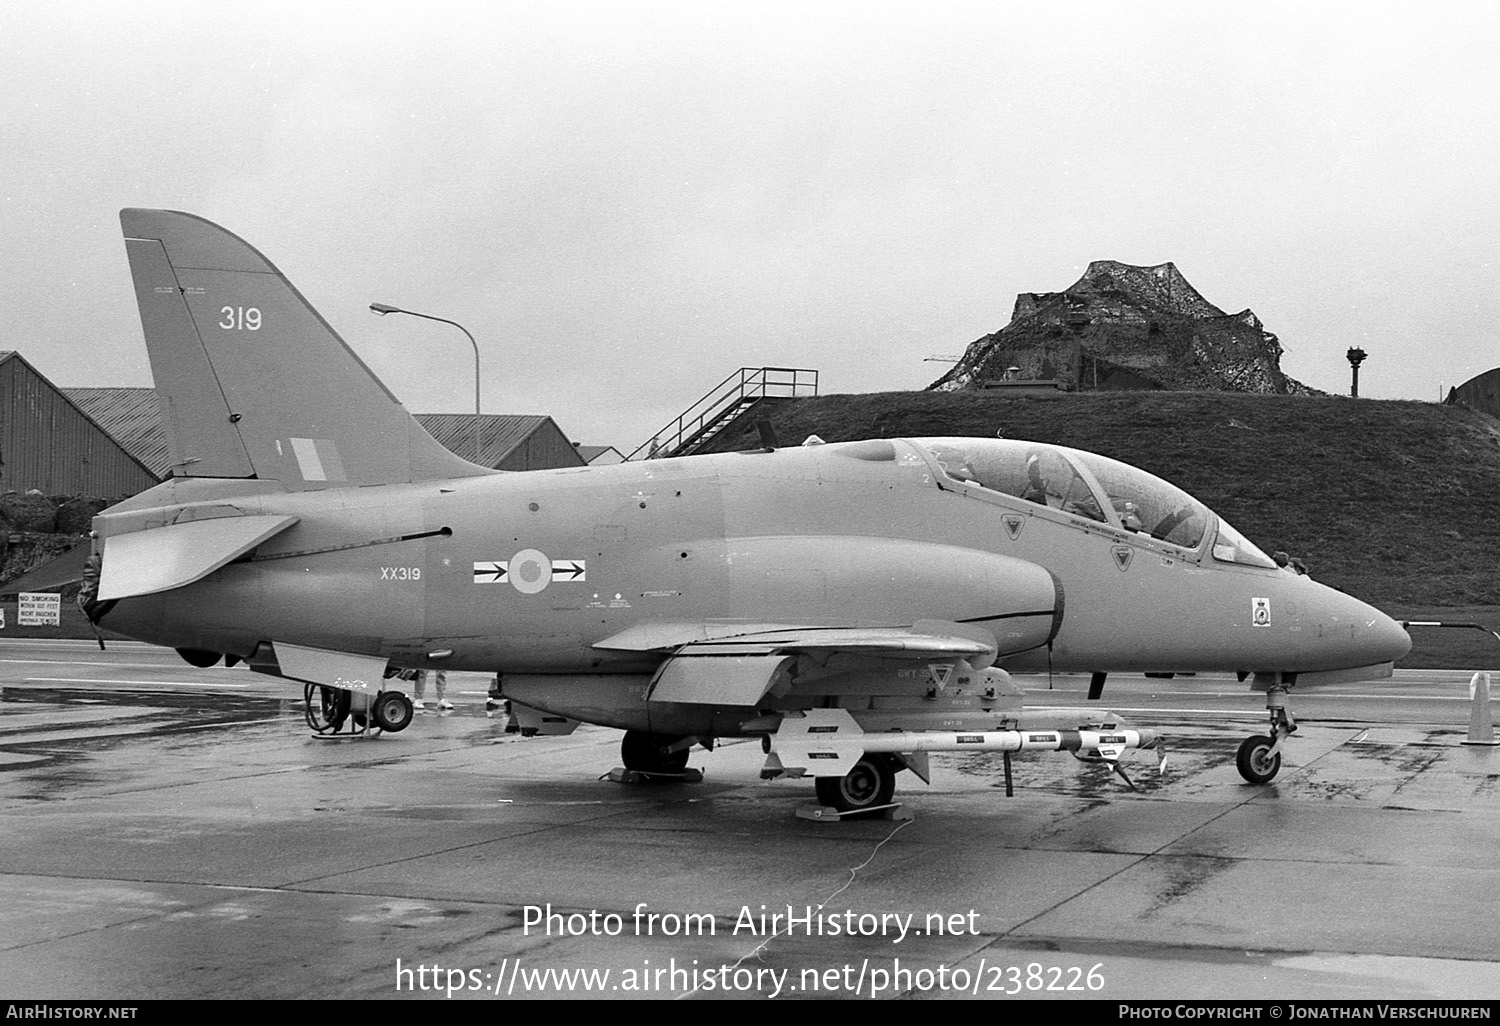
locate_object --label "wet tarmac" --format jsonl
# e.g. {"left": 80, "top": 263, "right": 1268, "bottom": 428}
{"left": 2, "top": 640, "right": 1499, "bottom": 1000}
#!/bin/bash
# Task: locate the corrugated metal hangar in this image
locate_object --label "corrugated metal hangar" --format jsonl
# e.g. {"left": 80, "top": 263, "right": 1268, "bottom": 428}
{"left": 1, "top": 354, "right": 590, "bottom": 499}
{"left": 0, "top": 353, "right": 158, "bottom": 497}
{"left": 414, "top": 412, "right": 585, "bottom": 472}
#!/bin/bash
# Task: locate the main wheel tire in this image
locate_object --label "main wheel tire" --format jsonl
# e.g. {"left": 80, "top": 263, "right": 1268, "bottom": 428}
{"left": 620, "top": 731, "right": 691, "bottom": 774}
{"left": 176, "top": 647, "right": 222, "bottom": 668}
{"left": 815, "top": 755, "right": 897, "bottom": 813}
{"left": 372, "top": 691, "right": 414, "bottom": 733}
{"left": 1236, "top": 734, "right": 1281, "bottom": 784}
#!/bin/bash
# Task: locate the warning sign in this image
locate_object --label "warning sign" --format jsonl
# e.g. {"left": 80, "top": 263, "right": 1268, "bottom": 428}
{"left": 19, "top": 592, "right": 61, "bottom": 626}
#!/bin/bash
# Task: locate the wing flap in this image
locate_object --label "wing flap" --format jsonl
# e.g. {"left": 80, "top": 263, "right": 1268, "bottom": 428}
{"left": 98, "top": 515, "right": 298, "bottom": 601}
{"left": 649, "top": 654, "right": 794, "bottom": 706}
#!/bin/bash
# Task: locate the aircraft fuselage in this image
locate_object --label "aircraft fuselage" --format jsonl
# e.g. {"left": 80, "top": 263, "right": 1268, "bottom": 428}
{"left": 100, "top": 437, "right": 1407, "bottom": 687}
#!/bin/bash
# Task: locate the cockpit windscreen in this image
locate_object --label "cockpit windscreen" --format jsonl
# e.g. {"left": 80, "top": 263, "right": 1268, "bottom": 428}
{"left": 917, "top": 438, "right": 1212, "bottom": 551}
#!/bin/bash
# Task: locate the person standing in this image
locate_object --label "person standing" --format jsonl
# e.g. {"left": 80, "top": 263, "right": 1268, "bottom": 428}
{"left": 411, "top": 668, "right": 452, "bottom": 710}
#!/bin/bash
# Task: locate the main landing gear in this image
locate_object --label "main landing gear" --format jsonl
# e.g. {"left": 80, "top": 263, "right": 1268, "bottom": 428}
{"left": 1236, "top": 677, "right": 1296, "bottom": 784}
{"left": 610, "top": 730, "right": 704, "bottom": 785}
{"left": 814, "top": 754, "right": 899, "bottom": 814}
{"left": 619, "top": 730, "right": 692, "bottom": 774}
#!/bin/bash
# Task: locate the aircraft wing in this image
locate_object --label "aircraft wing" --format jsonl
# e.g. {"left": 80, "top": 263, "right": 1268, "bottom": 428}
{"left": 98, "top": 515, "right": 299, "bottom": 601}
{"left": 669, "top": 628, "right": 995, "bottom": 660}
{"left": 600, "top": 620, "right": 998, "bottom": 707}
{"left": 594, "top": 619, "right": 996, "bottom": 660}
{"left": 592, "top": 621, "right": 807, "bottom": 652}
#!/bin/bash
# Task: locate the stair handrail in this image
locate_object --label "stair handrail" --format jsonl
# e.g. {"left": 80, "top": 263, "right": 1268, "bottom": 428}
{"left": 626, "top": 367, "right": 817, "bottom": 460}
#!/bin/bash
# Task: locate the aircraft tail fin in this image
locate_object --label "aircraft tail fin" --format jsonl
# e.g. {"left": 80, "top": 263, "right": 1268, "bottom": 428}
{"left": 120, "top": 208, "right": 494, "bottom": 489}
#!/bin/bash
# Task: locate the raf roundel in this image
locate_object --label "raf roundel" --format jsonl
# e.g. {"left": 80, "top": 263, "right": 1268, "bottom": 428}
{"left": 509, "top": 549, "right": 552, "bottom": 594}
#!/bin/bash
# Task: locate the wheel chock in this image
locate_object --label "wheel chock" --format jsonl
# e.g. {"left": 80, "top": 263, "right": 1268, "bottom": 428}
{"left": 1463, "top": 672, "right": 1500, "bottom": 746}
{"left": 606, "top": 767, "right": 704, "bottom": 784}
{"left": 795, "top": 802, "right": 913, "bottom": 823}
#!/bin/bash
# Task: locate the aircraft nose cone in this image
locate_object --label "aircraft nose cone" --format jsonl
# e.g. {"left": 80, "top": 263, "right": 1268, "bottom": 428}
{"left": 1339, "top": 593, "right": 1411, "bottom": 666}
{"left": 1372, "top": 608, "right": 1413, "bottom": 664}
{"left": 1267, "top": 582, "right": 1412, "bottom": 675}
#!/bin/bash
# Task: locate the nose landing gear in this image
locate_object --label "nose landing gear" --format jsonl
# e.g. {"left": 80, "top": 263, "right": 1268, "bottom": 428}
{"left": 1236, "top": 735, "right": 1281, "bottom": 784}
{"left": 1237, "top": 676, "right": 1297, "bottom": 784}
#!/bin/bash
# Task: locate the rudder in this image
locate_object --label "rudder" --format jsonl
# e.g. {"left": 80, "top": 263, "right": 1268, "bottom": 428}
{"left": 120, "top": 208, "right": 493, "bottom": 489}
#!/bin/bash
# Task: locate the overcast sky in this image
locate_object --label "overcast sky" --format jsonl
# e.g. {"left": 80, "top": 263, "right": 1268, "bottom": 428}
{"left": 4, "top": 1, "right": 1497, "bottom": 452}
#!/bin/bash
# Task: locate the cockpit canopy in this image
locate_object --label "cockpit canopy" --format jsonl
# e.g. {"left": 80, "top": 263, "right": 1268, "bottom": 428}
{"left": 913, "top": 437, "right": 1277, "bottom": 568}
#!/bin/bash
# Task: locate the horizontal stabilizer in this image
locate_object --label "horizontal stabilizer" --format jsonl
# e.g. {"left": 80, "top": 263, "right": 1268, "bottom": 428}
{"left": 98, "top": 515, "right": 298, "bottom": 601}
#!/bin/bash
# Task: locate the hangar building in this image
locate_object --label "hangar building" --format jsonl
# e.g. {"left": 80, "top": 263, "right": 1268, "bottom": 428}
{"left": 0, "top": 352, "right": 158, "bottom": 497}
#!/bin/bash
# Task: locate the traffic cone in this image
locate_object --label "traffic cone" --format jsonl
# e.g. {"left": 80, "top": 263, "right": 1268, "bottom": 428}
{"left": 1462, "top": 672, "right": 1499, "bottom": 746}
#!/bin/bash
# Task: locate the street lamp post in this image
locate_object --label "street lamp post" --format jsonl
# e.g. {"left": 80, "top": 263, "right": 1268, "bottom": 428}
{"left": 1346, "top": 347, "right": 1367, "bottom": 399}
{"left": 370, "top": 303, "right": 482, "bottom": 464}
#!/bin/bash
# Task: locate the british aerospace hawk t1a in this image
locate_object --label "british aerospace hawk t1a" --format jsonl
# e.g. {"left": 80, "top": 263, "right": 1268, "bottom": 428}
{"left": 83, "top": 208, "right": 1411, "bottom": 812}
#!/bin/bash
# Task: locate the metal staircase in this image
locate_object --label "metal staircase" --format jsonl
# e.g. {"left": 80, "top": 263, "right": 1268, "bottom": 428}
{"left": 626, "top": 367, "right": 818, "bottom": 460}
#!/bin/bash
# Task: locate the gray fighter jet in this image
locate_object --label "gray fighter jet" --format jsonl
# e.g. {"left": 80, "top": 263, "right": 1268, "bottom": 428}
{"left": 84, "top": 209, "right": 1411, "bottom": 812}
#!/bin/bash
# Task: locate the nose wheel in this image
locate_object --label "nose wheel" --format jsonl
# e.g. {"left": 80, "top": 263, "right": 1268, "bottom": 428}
{"left": 1236, "top": 735, "right": 1281, "bottom": 783}
{"left": 1237, "top": 679, "right": 1296, "bottom": 784}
